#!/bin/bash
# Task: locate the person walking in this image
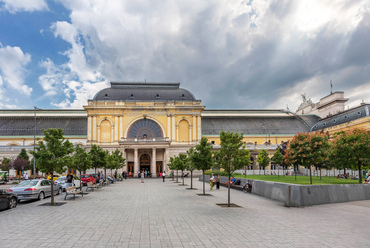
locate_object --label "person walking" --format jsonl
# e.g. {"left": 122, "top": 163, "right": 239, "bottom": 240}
{"left": 141, "top": 170, "right": 144, "bottom": 183}
{"left": 162, "top": 171, "right": 166, "bottom": 182}
{"left": 24, "top": 173, "right": 29, "bottom": 180}
{"left": 209, "top": 173, "right": 214, "bottom": 190}
{"left": 215, "top": 174, "right": 220, "bottom": 190}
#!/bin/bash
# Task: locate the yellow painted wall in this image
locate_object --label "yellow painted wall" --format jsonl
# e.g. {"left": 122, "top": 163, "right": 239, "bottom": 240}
{"left": 178, "top": 119, "right": 189, "bottom": 142}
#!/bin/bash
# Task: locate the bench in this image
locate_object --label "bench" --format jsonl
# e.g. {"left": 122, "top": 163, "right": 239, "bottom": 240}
{"left": 65, "top": 186, "right": 84, "bottom": 200}
{"left": 220, "top": 181, "right": 252, "bottom": 193}
{"left": 86, "top": 181, "right": 99, "bottom": 192}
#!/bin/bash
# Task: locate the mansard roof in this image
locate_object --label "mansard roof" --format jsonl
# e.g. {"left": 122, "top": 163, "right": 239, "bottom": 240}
{"left": 201, "top": 110, "right": 320, "bottom": 135}
{"left": 92, "top": 82, "right": 197, "bottom": 101}
{"left": 311, "top": 104, "right": 370, "bottom": 131}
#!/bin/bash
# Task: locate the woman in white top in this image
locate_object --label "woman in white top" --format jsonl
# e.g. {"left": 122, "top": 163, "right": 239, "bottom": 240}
{"left": 162, "top": 171, "right": 166, "bottom": 182}
{"left": 209, "top": 173, "right": 215, "bottom": 190}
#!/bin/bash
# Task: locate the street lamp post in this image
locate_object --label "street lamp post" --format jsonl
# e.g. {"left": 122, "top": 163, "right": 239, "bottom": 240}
{"left": 33, "top": 106, "right": 38, "bottom": 179}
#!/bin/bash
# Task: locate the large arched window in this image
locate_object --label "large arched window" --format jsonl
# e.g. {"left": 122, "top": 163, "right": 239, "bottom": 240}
{"left": 128, "top": 119, "right": 163, "bottom": 138}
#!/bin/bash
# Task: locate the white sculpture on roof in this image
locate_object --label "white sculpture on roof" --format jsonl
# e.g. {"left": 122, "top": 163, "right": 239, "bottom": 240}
{"left": 298, "top": 93, "right": 313, "bottom": 110}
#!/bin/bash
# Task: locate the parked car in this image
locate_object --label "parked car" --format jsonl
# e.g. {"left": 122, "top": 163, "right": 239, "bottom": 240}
{"left": 47, "top": 174, "right": 61, "bottom": 181}
{"left": 0, "top": 189, "right": 17, "bottom": 210}
{"left": 81, "top": 174, "right": 96, "bottom": 185}
{"left": 8, "top": 179, "right": 62, "bottom": 202}
{"left": 54, "top": 176, "right": 81, "bottom": 191}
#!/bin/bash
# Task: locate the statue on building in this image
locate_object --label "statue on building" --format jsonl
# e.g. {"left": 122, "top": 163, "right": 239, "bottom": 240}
{"left": 297, "top": 93, "right": 313, "bottom": 110}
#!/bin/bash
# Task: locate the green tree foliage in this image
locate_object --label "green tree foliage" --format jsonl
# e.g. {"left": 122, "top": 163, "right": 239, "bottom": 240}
{"left": 71, "top": 146, "right": 92, "bottom": 190}
{"left": 1, "top": 157, "right": 11, "bottom": 172}
{"left": 214, "top": 131, "right": 250, "bottom": 206}
{"left": 257, "top": 149, "right": 270, "bottom": 175}
{"left": 18, "top": 148, "right": 31, "bottom": 170}
{"left": 331, "top": 128, "right": 370, "bottom": 183}
{"left": 167, "top": 156, "right": 179, "bottom": 182}
{"left": 190, "top": 137, "right": 214, "bottom": 195}
{"left": 186, "top": 147, "right": 197, "bottom": 189}
{"left": 12, "top": 157, "right": 28, "bottom": 182}
{"left": 30, "top": 128, "right": 74, "bottom": 204}
{"left": 89, "top": 144, "right": 107, "bottom": 176}
{"left": 106, "top": 149, "right": 125, "bottom": 178}
{"left": 272, "top": 149, "right": 284, "bottom": 177}
{"left": 285, "top": 132, "right": 329, "bottom": 184}
{"left": 176, "top": 153, "right": 188, "bottom": 185}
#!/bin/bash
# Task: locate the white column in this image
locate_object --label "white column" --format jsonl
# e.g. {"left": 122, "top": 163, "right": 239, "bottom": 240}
{"left": 197, "top": 116, "right": 201, "bottom": 141}
{"left": 119, "top": 116, "right": 123, "bottom": 140}
{"left": 92, "top": 116, "right": 97, "bottom": 141}
{"left": 115, "top": 116, "right": 118, "bottom": 141}
{"left": 134, "top": 148, "right": 139, "bottom": 177}
{"left": 172, "top": 115, "right": 176, "bottom": 141}
{"left": 87, "top": 116, "right": 92, "bottom": 141}
{"left": 164, "top": 148, "right": 169, "bottom": 172}
{"left": 193, "top": 115, "right": 196, "bottom": 141}
{"left": 151, "top": 148, "right": 156, "bottom": 177}
{"left": 167, "top": 114, "right": 171, "bottom": 139}
{"left": 122, "top": 148, "right": 127, "bottom": 171}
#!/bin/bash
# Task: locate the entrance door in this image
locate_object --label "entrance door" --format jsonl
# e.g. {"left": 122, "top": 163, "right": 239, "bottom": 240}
{"left": 156, "top": 161, "right": 163, "bottom": 176}
{"left": 140, "top": 154, "right": 151, "bottom": 173}
{"left": 127, "top": 162, "right": 134, "bottom": 174}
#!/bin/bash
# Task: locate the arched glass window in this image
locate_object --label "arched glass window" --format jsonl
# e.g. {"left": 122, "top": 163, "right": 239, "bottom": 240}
{"left": 128, "top": 119, "right": 163, "bottom": 138}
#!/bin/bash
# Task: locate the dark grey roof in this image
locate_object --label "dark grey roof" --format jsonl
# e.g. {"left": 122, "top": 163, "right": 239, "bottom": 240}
{"left": 93, "top": 82, "right": 197, "bottom": 101}
{"left": 202, "top": 115, "right": 317, "bottom": 135}
{"left": 297, "top": 115, "right": 321, "bottom": 129}
{"left": 0, "top": 116, "right": 87, "bottom": 136}
{"left": 311, "top": 104, "right": 370, "bottom": 131}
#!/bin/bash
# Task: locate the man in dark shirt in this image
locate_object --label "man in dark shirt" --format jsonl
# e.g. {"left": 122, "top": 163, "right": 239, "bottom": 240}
{"left": 65, "top": 171, "right": 74, "bottom": 187}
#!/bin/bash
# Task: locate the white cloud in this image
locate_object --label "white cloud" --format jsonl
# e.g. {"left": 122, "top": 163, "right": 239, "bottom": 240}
{"left": 0, "top": 0, "right": 48, "bottom": 13}
{"left": 37, "top": 0, "right": 370, "bottom": 110}
{"left": 0, "top": 44, "right": 32, "bottom": 96}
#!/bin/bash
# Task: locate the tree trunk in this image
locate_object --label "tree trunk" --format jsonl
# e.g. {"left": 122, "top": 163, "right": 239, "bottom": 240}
{"left": 79, "top": 170, "right": 83, "bottom": 191}
{"left": 309, "top": 166, "right": 312, "bottom": 185}
{"left": 295, "top": 166, "right": 297, "bottom": 181}
{"left": 176, "top": 170, "right": 179, "bottom": 183}
{"left": 228, "top": 172, "right": 231, "bottom": 207}
{"left": 358, "top": 164, "right": 362, "bottom": 184}
{"left": 51, "top": 172, "right": 55, "bottom": 205}
{"left": 202, "top": 170, "right": 205, "bottom": 195}
{"left": 190, "top": 170, "right": 193, "bottom": 189}
{"left": 264, "top": 168, "right": 265, "bottom": 175}
{"left": 182, "top": 170, "right": 184, "bottom": 185}
{"left": 320, "top": 168, "right": 322, "bottom": 180}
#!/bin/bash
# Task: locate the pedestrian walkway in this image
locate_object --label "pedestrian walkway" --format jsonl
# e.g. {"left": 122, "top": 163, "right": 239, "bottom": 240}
{"left": 0, "top": 178, "right": 369, "bottom": 247}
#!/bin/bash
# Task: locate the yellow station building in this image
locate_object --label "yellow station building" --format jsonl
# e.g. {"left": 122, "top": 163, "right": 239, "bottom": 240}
{"left": 0, "top": 82, "right": 368, "bottom": 177}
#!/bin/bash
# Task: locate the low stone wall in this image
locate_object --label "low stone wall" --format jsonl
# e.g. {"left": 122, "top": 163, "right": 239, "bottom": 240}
{"left": 199, "top": 175, "right": 370, "bottom": 207}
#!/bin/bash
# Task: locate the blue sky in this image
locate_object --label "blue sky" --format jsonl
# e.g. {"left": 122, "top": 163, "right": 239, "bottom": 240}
{"left": 0, "top": 0, "right": 369, "bottom": 111}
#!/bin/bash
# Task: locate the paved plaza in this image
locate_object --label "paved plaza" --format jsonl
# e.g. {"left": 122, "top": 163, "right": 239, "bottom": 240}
{"left": 0, "top": 178, "right": 369, "bottom": 248}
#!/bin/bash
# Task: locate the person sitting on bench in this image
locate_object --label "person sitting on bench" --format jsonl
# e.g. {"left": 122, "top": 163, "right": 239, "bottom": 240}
{"left": 226, "top": 177, "right": 236, "bottom": 186}
{"left": 243, "top": 180, "right": 252, "bottom": 192}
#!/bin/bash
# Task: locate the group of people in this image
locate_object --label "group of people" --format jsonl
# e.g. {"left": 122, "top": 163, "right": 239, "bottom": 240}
{"left": 208, "top": 173, "right": 221, "bottom": 190}
{"left": 137, "top": 170, "right": 151, "bottom": 178}
{"left": 140, "top": 170, "right": 166, "bottom": 183}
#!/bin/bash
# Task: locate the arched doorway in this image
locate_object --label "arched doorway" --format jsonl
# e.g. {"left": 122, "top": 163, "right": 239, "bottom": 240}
{"left": 140, "top": 154, "right": 151, "bottom": 172}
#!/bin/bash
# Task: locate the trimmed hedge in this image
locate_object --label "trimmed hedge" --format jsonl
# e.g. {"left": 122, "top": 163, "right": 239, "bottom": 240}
{"left": 204, "top": 170, "right": 242, "bottom": 177}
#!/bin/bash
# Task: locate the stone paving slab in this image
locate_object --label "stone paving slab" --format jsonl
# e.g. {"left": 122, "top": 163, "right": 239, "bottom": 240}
{"left": 1, "top": 178, "right": 369, "bottom": 247}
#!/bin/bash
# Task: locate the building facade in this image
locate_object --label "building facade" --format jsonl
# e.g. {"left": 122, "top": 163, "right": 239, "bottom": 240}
{"left": 6, "top": 82, "right": 365, "bottom": 177}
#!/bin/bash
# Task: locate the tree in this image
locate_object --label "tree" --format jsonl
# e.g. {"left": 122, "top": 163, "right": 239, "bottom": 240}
{"left": 106, "top": 149, "right": 125, "bottom": 178}
{"left": 191, "top": 137, "right": 214, "bottom": 195}
{"left": 71, "top": 146, "right": 92, "bottom": 191}
{"left": 176, "top": 153, "right": 188, "bottom": 185}
{"left": 167, "top": 156, "right": 178, "bottom": 182}
{"left": 186, "top": 147, "right": 197, "bottom": 189}
{"left": 1, "top": 157, "right": 11, "bottom": 173}
{"left": 331, "top": 128, "right": 370, "bottom": 183}
{"left": 30, "top": 128, "right": 74, "bottom": 204}
{"left": 12, "top": 157, "right": 28, "bottom": 182}
{"left": 18, "top": 148, "right": 31, "bottom": 171}
{"left": 89, "top": 144, "right": 107, "bottom": 177}
{"left": 214, "top": 131, "right": 250, "bottom": 207}
{"left": 285, "top": 132, "right": 329, "bottom": 184}
{"left": 257, "top": 149, "right": 270, "bottom": 175}
{"left": 271, "top": 149, "right": 284, "bottom": 177}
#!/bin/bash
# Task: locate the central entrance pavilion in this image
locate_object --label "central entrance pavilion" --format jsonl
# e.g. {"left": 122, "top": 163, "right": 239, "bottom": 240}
{"left": 83, "top": 82, "right": 204, "bottom": 177}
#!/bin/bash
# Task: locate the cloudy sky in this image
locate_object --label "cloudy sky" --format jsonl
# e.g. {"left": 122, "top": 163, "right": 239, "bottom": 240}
{"left": 0, "top": 0, "right": 369, "bottom": 111}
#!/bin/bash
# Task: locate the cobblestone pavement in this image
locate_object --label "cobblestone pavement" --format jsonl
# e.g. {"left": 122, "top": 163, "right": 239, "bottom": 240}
{"left": 0, "top": 178, "right": 369, "bottom": 248}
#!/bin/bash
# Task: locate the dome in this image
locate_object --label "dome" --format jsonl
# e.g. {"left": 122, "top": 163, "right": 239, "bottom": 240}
{"left": 93, "top": 82, "right": 197, "bottom": 101}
